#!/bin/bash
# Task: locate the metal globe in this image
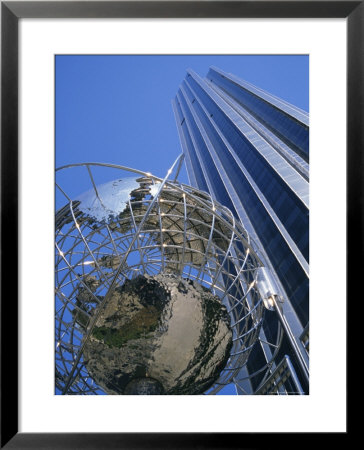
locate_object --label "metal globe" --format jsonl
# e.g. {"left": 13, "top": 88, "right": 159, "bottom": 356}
{"left": 55, "top": 163, "right": 267, "bottom": 395}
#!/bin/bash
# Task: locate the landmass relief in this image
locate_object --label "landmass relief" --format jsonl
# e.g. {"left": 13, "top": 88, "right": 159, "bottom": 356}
{"left": 91, "top": 306, "right": 160, "bottom": 349}
{"left": 76, "top": 273, "right": 232, "bottom": 395}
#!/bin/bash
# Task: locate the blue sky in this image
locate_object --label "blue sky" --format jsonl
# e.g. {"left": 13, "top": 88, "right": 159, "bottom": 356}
{"left": 56, "top": 55, "right": 309, "bottom": 395}
{"left": 56, "top": 54, "right": 308, "bottom": 186}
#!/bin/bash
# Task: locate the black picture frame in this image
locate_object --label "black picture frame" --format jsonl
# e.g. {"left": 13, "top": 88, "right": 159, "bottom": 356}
{"left": 1, "top": 1, "right": 357, "bottom": 447}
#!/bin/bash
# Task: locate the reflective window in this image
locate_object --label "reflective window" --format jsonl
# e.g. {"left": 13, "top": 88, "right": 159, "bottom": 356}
{"left": 186, "top": 77, "right": 309, "bottom": 262}
{"left": 176, "top": 76, "right": 309, "bottom": 326}
{"left": 208, "top": 71, "right": 309, "bottom": 162}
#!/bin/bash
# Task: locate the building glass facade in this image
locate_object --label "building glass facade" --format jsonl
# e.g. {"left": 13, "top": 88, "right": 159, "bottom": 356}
{"left": 173, "top": 66, "right": 309, "bottom": 394}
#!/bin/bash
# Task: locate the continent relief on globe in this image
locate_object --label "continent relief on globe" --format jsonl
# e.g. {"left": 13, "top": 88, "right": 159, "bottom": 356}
{"left": 77, "top": 273, "right": 233, "bottom": 395}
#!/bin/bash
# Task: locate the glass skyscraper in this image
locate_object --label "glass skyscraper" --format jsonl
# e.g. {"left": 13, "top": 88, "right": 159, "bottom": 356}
{"left": 172, "top": 66, "right": 309, "bottom": 394}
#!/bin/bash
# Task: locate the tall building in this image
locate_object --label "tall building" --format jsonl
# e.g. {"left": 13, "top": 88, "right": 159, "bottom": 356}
{"left": 172, "top": 66, "right": 309, "bottom": 394}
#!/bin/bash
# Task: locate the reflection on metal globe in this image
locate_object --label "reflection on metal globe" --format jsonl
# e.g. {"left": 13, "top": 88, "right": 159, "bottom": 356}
{"left": 55, "top": 163, "right": 266, "bottom": 395}
{"left": 82, "top": 274, "right": 232, "bottom": 395}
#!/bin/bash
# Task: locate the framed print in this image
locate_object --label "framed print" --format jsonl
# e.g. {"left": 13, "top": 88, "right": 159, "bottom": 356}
{"left": 1, "top": 1, "right": 359, "bottom": 447}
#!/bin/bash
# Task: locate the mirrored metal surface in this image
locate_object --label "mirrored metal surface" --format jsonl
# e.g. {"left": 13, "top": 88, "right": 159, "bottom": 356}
{"left": 55, "top": 162, "right": 277, "bottom": 395}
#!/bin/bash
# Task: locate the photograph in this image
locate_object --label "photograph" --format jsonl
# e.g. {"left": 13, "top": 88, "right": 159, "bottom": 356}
{"left": 55, "top": 54, "right": 309, "bottom": 396}
{"left": 0, "top": 0, "right": 356, "bottom": 450}
{"left": 1, "top": 0, "right": 355, "bottom": 444}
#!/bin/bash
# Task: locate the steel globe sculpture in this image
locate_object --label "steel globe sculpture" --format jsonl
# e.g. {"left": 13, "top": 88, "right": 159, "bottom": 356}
{"left": 55, "top": 156, "right": 280, "bottom": 395}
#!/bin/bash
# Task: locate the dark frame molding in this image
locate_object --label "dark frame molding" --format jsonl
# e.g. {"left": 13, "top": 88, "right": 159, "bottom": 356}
{"left": 1, "top": 1, "right": 357, "bottom": 448}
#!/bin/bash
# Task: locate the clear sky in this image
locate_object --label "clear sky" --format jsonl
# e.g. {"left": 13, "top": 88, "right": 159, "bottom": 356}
{"left": 56, "top": 54, "right": 308, "bottom": 185}
{"left": 55, "top": 54, "right": 309, "bottom": 395}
